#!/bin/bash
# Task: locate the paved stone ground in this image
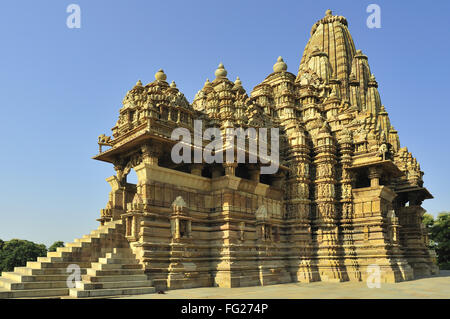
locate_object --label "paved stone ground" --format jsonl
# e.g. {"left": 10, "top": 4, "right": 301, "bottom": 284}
{"left": 120, "top": 271, "right": 450, "bottom": 299}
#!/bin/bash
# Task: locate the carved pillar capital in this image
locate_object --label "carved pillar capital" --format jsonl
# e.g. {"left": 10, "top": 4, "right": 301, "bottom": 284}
{"left": 407, "top": 192, "right": 423, "bottom": 206}
{"left": 223, "top": 163, "right": 237, "bottom": 176}
{"left": 248, "top": 164, "right": 260, "bottom": 182}
{"left": 272, "top": 170, "right": 285, "bottom": 188}
{"left": 113, "top": 162, "right": 124, "bottom": 179}
{"left": 141, "top": 142, "right": 162, "bottom": 165}
{"left": 211, "top": 165, "right": 223, "bottom": 178}
{"left": 190, "top": 164, "right": 204, "bottom": 176}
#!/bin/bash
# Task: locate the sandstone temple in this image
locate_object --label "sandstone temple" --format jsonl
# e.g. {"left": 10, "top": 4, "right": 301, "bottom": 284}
{"left": 0, "top": 10, "right": 438, "bottom": 298}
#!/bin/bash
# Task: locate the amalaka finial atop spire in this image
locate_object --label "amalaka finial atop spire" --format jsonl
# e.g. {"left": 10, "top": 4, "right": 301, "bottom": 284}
{"left": 136, "top": 80, "right": 143, "bottom": 87}
{"left": 170, "top": 81, "right": 177, "bottom": 88}
{"left": 155, "top": 69, "right": 167, "bottom": 81}
{"left": 273, "top": 56, "right": 287, "bottom": 73}
{"left": 325, "top": 9, "right": 333, "bottom": 17}
{"left": 234, "top": 76, "right": 242, "bottom": 86}
{"left": 215, "top": 63, "right": 228, "bottom": 78}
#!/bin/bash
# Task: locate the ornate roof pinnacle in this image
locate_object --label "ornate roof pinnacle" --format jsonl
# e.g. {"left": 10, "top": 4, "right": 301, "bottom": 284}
{"left": 319, "top": 121, "right": 331, "bottom": 134}
{"left": 234, "top": 76, "right": 242, "bottom": 86}
{"left": 273, "top": 56, "right": 287, "bottom": 73}
{"left": 170, "top": 81, "right": 177, "bottom": 88}
{"left": 215, "top": 63, "right": 228, "bottom": 78}
{"left": 155, "top": 69, "right": 167, "bottom": 81}
{"left": 204, "top": 78, "right": 212, "bottom": 88}
{"left": 325, "top": 9, "right": 333, "bottom": 17}
{"left": 135, "top": 79, "right": 143, "bottom": 87}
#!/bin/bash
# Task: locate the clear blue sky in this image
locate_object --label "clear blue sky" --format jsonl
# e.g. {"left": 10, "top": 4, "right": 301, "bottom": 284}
{"left": 0, "top": 0, "right": 449, "bottom": 247}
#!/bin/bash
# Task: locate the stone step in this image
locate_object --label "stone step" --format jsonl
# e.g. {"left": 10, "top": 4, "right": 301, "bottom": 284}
{"left": 47, "top": 247, "right": 86, "bottom": 257}
{"left": 86, "top": 268, "right": 145, "bottom": 277}
{"left": 69, "top": 286, "right": 155, "bottom": 298}
{"left": 47, "top": 251, "right": 68, "bottom": 258}
{"left": 0, "top": 287, "right": 68, "bottom": 299}
{"left": 74, "top": 236, "right": 100, "bottom": 244}
{"left": 0, "top": 277, "right": 68, "bottom": 290}
{"left": 65, "top": 242, "right": 85, "bottom": 248}
{"left": 104, "top": 251, "right": 136, "bottom": 259}
{"left": 90, "top": 228, "right": 114, "bottom": 236}
{"left": 3, "top": 272, "right": 82, "bottom": 283}
{"left": 97, "top": 257, "right": 139, "bottom": 265}
{"left": 2, "top": 272, "right": 26, "bottom": 282}
{"left": 26, "top": 261, "right": 91, "bottom": 269}
{"left": 111, "top": 248, "right": 135, "bottom": 254}
{"left": 37, "top": 256, "right": 66, "bottom": 263}
{"left": 37, "top": 256, "right": 91, "bottom": 263}
{"left": 83, "top": 274, "right": 148, "bottom": 283}
{"left": 75, "top": 280, "right": 153, "bottom": 290}
{"left": 0, "top": 219, "right": 127, "bottom": 299}
{"left": 14, "top": 267, "right": 87, "bottom": 276}
{"left": 90, "top": 262, "right": 142, "bottom": 270}
{"left": 56, "top": 246, "right": 81, "bottom": 253}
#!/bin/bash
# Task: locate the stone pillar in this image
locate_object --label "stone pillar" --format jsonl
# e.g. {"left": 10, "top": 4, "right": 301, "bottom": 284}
{"left": 211, "top": 165, "right": 223, "bottom": 178}
{"left": 190, "top": 164, "right": 203, "bottom": 176}
{"left": 271, "top": 171, "right": 285, "bottom": 188}
{"left": 397, "top": 202, "right": 439, "bottom": 277}
{"left": 99, "top": 175, "right": 126, "bottom": 222}
{"left": 223, "top": 163, "right": 237, "bottom": 176}
{"left": 312, "top": 124, "right": 347, "bottom": 282}
{"left": 141, "top": 142, "right": 161, "bottom": 166}
{"left": 248, "top": 165, "right": 260, "bottom": 182}
{"left": 113, "top": 163, "right": 127, "bottom": 186}
{"left": 368, "top": 166, "right": 382, "bottom": 188}
{"left": 134, "top": 142, "right": 162, "bottom": 208}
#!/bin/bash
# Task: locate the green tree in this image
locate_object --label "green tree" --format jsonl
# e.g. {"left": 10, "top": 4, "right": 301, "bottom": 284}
{"left": 0, "top": 239, "right": 47, "bottom": 274}
{"left": 48, "top": 241, "right": 65, "bottom": 252}
{"left": 430, "top": 212, "right": 450, "bottom": 270}
{"left": 422, "top": 213, "right": 435, "bottom": 248}
{"left": 422, "top": 213, "right": 435, "bottom": 229}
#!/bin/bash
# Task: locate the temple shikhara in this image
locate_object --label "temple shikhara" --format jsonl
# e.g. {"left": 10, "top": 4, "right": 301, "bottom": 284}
{"left": 0, "top": 10, "right": 438, "bottom": 298}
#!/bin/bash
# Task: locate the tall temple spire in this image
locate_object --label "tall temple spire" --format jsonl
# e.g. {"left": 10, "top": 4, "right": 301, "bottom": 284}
{"left": 299, "top": 9, "right": 356, "bottom": 98}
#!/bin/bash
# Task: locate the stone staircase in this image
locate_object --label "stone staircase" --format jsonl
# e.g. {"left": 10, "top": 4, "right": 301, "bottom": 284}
{"left": 69, "top": 248, "right": 155, "bottom": 298}
{"left": 0, "top": 220, "right": 155, "bottom": 299}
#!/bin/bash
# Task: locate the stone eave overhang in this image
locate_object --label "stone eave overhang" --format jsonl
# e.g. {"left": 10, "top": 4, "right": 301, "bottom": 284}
{"left": 348, "top": 158, "right": 405, "bottom": 178}
{"left": 395, "top": 185, "right": 433, "bottom": 200}
{"left": 93, "top": 129, "right": 289, "bottom": 172}
{"left": 92, "top": 129, "right": 176, "bottom": 164}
